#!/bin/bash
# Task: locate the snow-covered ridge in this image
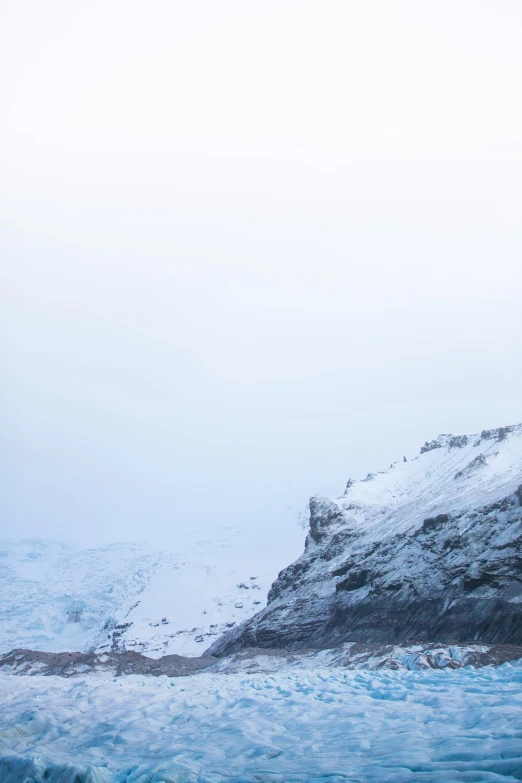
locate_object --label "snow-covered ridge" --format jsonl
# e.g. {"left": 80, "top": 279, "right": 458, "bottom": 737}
{"left": 210, "top": 423, "right": 522, "bottom": 655}
{"left": 335, "top": 422, "right": 522, "bottom": 542}
{"left": 420, "top": 424, "right": 517, "bottom": 454}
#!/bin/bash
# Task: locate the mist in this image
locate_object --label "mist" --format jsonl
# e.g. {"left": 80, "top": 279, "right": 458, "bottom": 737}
{"left": 1, "top": 0, "right": 521, "bottom": 545}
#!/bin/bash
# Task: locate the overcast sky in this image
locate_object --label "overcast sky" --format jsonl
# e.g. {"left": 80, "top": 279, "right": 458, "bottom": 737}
{"left": 1, "top": 0, "right": 521, "bottom": 545}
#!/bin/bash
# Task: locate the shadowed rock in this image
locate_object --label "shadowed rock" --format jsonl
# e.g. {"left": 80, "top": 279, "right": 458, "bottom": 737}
{"left": 208, "top": 425, "right": 522, "bottom": 656}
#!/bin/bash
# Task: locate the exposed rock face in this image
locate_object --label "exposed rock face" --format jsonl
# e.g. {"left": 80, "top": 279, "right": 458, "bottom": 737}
{"left": 209, "top": 424, "right": 522, "bottom": 656}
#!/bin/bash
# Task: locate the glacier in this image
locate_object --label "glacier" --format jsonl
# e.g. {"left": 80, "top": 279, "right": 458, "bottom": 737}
{"left": 0, "top": 519, "right": 304, "bottom": 658}
{"left": 1, "top": 662, "right": 522, "bottom": 782}
{"left": 2, "top": 423, "right": 522, "bottom": 782}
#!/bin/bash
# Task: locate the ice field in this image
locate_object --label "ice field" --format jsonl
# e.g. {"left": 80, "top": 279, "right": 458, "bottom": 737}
{"left": 1, "top": 661, "right": 522, "bottom": 783}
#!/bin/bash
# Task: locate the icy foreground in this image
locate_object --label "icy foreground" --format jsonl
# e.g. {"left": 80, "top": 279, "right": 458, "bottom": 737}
{"left": 212, "top": 425, "right": 522, "bottom": 655}
{"left": 1, "top": 662, "right": 522, "bottom": 783}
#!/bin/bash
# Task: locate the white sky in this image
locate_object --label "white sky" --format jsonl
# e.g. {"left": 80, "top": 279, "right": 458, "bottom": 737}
{"left": 1, "top": 0, "right": 522, "bottom": 544}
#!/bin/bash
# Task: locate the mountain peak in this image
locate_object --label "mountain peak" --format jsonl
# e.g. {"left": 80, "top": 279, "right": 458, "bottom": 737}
{"left": 420, "top": 422, "right": 522, "bottom": 455}
{"left": 210, "top": 421, "right": 522, "bottom": 656}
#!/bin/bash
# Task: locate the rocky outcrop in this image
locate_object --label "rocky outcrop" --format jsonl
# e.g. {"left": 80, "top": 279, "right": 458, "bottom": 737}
{"left": 209, "top": 424, "right": 522, "bottom": 656}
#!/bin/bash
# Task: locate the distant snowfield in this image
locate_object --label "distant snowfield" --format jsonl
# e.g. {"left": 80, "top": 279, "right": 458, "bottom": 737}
{"left": 1, "top": 662, "right": 522, "bottom": 783}
{"left": 0, "top": 519, "right": 305, "bottom": 657}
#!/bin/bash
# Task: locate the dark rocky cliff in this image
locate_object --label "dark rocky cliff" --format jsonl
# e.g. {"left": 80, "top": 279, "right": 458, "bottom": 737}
{"left": 209, "top": 425, "right": 522, "bottom": 655}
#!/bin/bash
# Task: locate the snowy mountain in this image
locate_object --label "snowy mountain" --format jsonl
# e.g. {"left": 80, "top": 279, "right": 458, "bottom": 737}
{"left": 3, "top": 423, "right": 521, "bottom": 663}
{"left": 0, "top": 520, "right": 304, "bottom": 657}
{"left": 210, "top": 424, "right": 522, "bottom": 655}
{"left": 2, "top": 423, "right": 522, "bottom": 783}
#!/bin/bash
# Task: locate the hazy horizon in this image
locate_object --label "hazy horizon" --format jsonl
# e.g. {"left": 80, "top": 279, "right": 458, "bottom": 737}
{"left": 2, "top": 0, "right": 522, "bottom": 545}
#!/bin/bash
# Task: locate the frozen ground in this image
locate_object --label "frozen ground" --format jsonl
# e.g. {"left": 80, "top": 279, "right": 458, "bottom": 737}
{"left": 1, "top": 661, "right": 522, "bottom": 783}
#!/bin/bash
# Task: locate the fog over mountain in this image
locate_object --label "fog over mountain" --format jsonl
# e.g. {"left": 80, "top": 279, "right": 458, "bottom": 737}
{"left": 2, "top": 0, "right": 522, "bottom": 545}
{"left": 2, "top": 3, "right": 522, "bottom": 782}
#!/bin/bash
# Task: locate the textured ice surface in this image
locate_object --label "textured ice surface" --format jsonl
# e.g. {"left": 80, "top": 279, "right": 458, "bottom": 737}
{"left": 1, "top": 662, "right": 522, "bottom": 782}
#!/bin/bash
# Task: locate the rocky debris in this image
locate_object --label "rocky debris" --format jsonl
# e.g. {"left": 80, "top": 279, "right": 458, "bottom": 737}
{"left": 312, "top": 641, "right": 522, "bottom": 671}
{"left": 110, "top": 622, "right": 132, "bottom": 652}
{"left": 216, "top": 642, "right": 522, "bottom": 673}
{"left": 454, "top": 453, "right": 487, "bottom": 480}
{"left": 0, "top": 648, "right": 215, "bottom": 678}
{"left": 2, "top": 642, "right": 521, "bottom": 678}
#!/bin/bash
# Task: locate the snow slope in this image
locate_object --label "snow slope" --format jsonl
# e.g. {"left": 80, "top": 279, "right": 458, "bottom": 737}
{"left": 0, "top": 520, "right": 304, "bottom": 657}
{"left": 211, "top": 424, "right": 522, "bottom": 654}
{"left": 1, "top": 662, "right": 522, "bottom": 782}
